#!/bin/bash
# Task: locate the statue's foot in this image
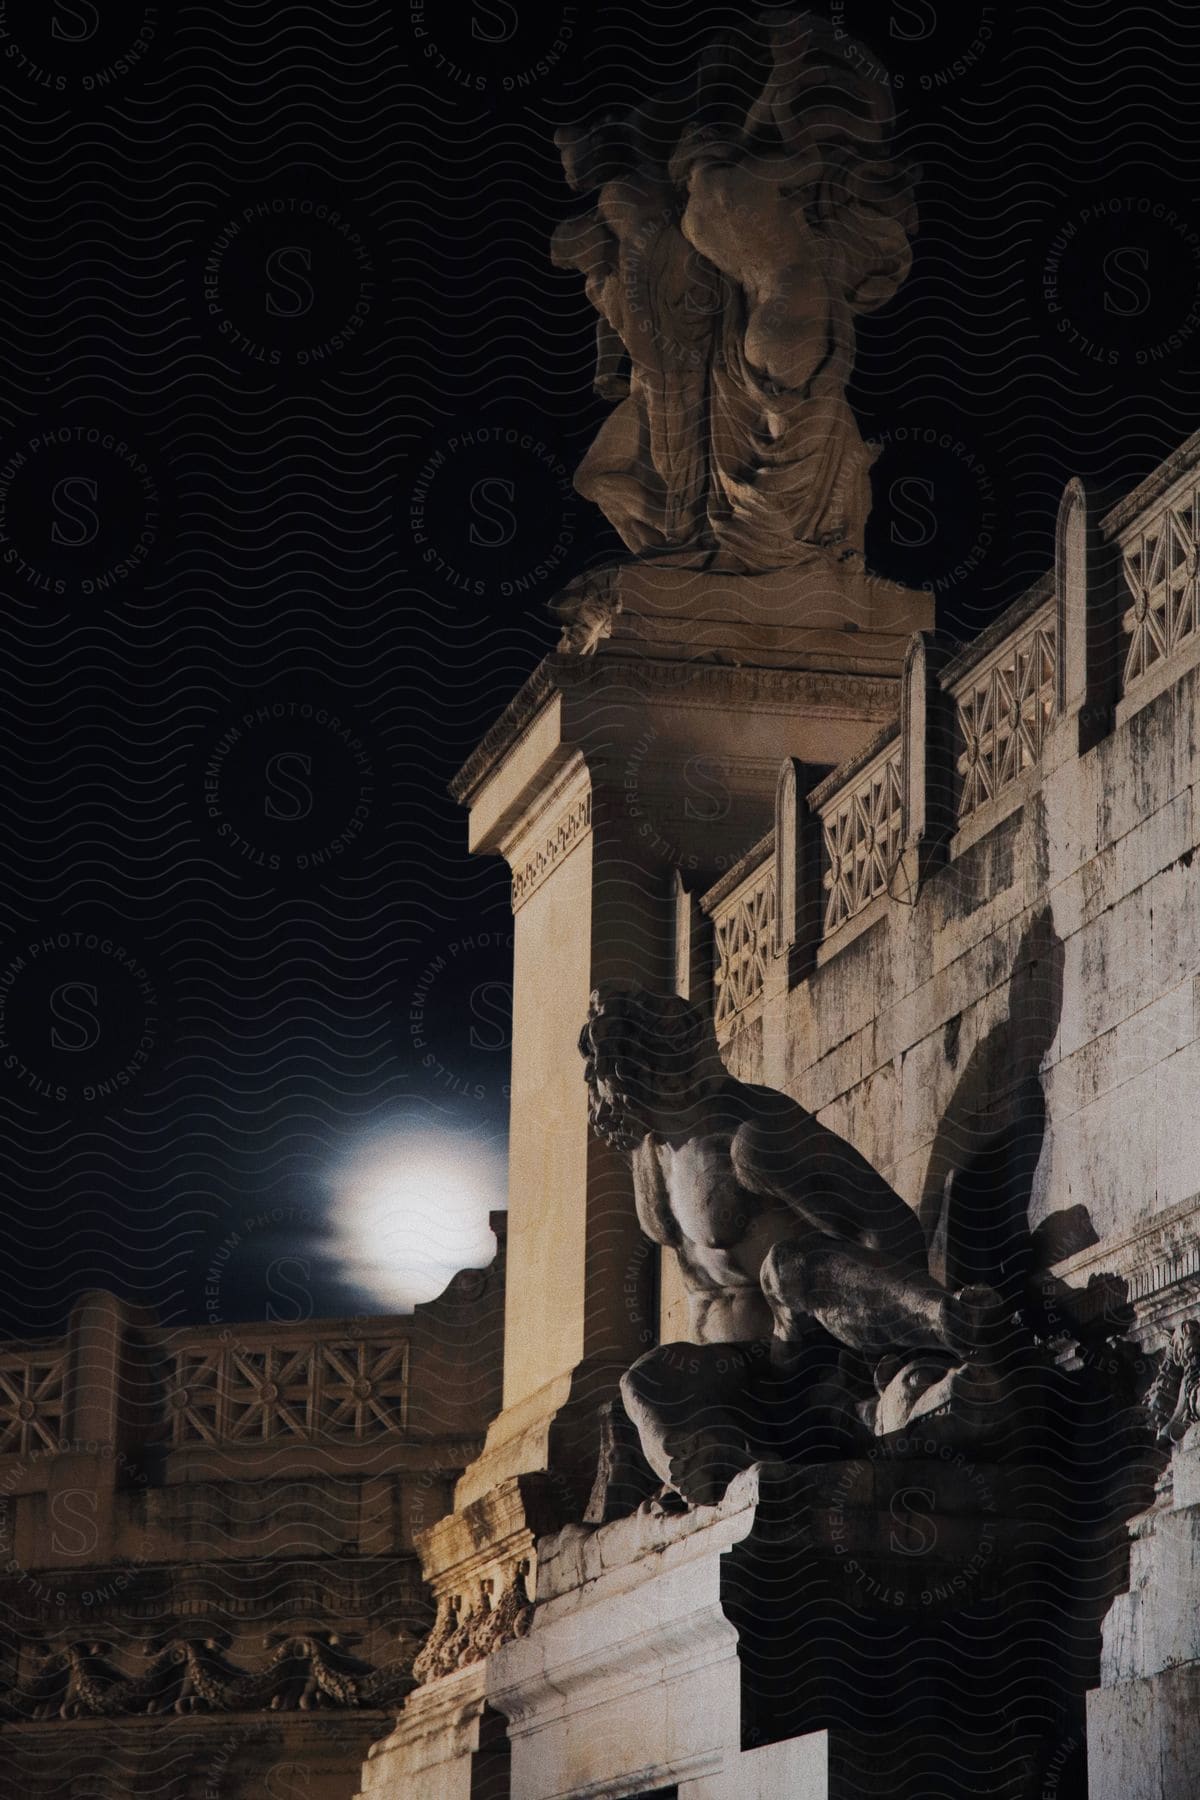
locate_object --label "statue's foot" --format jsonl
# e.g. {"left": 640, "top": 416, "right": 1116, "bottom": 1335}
{"left": 663, "top": 1427, "right": 757, "bottom": 1509}
{"left": 639, "top": 1483, "right": 691, "bottom": 1518}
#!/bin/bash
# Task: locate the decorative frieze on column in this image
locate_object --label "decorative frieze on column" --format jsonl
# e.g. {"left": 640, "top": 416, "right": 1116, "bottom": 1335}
{"left": 509, "top": 792, "right": 592, "bottom": 911}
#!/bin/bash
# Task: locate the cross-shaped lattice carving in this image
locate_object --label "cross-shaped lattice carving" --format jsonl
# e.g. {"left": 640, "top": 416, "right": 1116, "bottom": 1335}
{"left": 1122, "top": 494, "right": 1200, "bottom": 690}
{"left": 167, "top": 1337, "right": 410, "bottom": 1445}
{"left": 956, "top": 622, "right": 1056, "bottom": 821}
{"left": 712, "top": 867, "right": 776, "bottom": 1034}
{"left": 821, "top": 750, "right": 903, "bottom": 934}
{"left": 0, "top": 1354, "right": 65, "bottom": 1455}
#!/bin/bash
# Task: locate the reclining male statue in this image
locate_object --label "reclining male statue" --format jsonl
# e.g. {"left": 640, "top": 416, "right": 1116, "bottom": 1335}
{"left": 579, "top": 983, "right": 1008, "bottom": 1507}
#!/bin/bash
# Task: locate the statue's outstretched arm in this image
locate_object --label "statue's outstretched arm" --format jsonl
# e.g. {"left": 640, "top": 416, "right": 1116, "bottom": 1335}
{"left": 729, "top": 1090, "right": 930, "bottom": 1271}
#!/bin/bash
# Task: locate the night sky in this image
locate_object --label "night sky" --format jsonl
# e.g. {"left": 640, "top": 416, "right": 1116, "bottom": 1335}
{"left": 1, "top": 0, "right": 1198, "bottom": 1337}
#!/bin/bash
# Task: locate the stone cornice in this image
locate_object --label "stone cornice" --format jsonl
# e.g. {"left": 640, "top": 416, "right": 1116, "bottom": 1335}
{"left": 448, "top": 662, "right": 560, "bottom": 807}
{"left": 1051, "top": 1190, "right": 1200, "bottom": 1340}
{"left": 449, "top": 652, "right": 901, "bottom": 809}
{"left": 1101, "top": 425, "right": 1200, "bottom": 537}
{"left": 939, "top": 571, "right": 1055, "bottom": 692}
{"left": 416, "top": 1473, "right": 561, "bottom": 1596}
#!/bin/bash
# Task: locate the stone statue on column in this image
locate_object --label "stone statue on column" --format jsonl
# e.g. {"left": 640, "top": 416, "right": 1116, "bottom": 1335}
{"left": 551, "top": 8, "right": 918, "bottom": 578}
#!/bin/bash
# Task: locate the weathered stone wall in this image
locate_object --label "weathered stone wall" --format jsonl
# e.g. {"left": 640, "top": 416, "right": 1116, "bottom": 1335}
{"left": 769, "top": 658, "right": 1199, "bottom": 1256}
{"left": 696, "top": 440, "right": 1200, "bottom": 1346}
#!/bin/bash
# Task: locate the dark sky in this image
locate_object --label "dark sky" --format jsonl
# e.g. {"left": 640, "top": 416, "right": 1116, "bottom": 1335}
{"left": 0, "top": 0, "right": 1198, "bottom": 1336}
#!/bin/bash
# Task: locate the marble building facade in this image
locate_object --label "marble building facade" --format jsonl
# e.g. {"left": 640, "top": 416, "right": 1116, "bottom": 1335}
{"left": 356, "top": 12, "right": 1200, "bottom": 1798}
{"left": 356, "top": 428, "right": 1200, "bottom": 1800}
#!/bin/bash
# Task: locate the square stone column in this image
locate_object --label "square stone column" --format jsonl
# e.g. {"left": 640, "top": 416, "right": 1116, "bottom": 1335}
{"left": 359, "top": 564, "right": 931, "bottom": 1798}
{"left": 448, "top": 623, "right": 925, "bottom": 1506}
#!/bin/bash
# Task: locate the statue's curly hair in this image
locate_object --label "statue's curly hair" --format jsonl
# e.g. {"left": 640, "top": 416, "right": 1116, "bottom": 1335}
{"left": 577, "top": 984, "right": 718, "bottom": 1148}
{"left": 578, "top": 983, "right": 713, "bottom": 1083}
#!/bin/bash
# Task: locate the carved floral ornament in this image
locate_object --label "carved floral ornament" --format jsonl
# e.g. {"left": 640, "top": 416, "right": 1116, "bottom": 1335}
{"left": 0, "top": 1629, "right": 414, "bottom": 1723}
{"left": 411, "top": 1560, "right": 533, "bottom": 1684}
{"left": 1146, "top": 1317, "right": 1200, "bottom": 1446}
{"left": 0, "top": 1354, "right": 66, "bottom": 1456}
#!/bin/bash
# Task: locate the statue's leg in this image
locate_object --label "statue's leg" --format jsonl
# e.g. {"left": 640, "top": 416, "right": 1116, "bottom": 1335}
{"left": 574, "top": 396, "right": 667, "bottom": 556}
{"left": 620, "top": 1341, "right": 769, "bottom": 1507}
{"left": 761, "top": 1238, "right": 1001, "bottom": 1362}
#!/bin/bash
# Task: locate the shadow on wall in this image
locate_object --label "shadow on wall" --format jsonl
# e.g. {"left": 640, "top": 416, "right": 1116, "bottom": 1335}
{"left": 921, "top": 905, "right": 1088, "bottom": 1310}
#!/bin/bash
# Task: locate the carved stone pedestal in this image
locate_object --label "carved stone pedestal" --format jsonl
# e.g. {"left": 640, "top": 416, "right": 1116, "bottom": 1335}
{"left": 484, "top": 1451, "right": 1105, "bottom": 1800}
{"left": 488, "top": 1464, "right": 831, "bottom": 1800}
{"left": 560, "top": 560, "right": 931, "bottom": 676}
{"left": 353, "top": 1475, "right": 556, "bottom": 1799}
{"left": 356, "top": 1663, "right": 501, "bottom": 1800}
{"left": 1088, "top": 1432, "right": 1200, "bottom": 1800}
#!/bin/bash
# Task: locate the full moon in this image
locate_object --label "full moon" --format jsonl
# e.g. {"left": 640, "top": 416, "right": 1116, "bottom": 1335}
{"left": 324, "top": 1127, "right": 506, "bottom": 1312}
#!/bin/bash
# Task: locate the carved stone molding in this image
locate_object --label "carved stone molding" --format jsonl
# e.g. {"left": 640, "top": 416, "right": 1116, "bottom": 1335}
{"left": 449, "top": 649, "right": 900, "bottom": 809}
{"left": 0, "top": 1629, "right": 414, "bottom": 1722}
{"left": 412, "top": 1561, "right": 533, "bottom": 1683}
{"left": 1145, "top": 1318, "right": 1200, "bottom": 1444}
{"left": 510, "top": 793, "right": 592, "bottom": 911}
{"left": 1052, "top": 1192, "right": 1200, "bottom": 1335}
{"left": 407, "top": 1475, "right": 559, "bottom": 1690}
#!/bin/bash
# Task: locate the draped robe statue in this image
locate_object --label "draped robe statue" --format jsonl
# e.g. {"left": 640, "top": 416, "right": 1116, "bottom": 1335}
{"left": 551, "top": 9, "right": 918, "bottom": 575}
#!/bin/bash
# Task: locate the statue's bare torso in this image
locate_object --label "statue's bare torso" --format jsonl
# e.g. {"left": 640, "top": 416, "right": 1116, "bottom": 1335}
{"left": 632, "top": 1132, "right": 795, "bottom": 1341}
{"left": 628, "top": 1079, "right": 934, "bottom": 1347}
{"left": 580, "top": 987, "right": 1004, "bottom": 1503}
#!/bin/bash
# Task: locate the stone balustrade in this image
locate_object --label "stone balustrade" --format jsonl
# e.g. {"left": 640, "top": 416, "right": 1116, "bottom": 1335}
{"left": 1115, "top": 455, "right": 1200, "bottom": 693}
{"left": 699, "top": 834, "right": 776, "bottom": 1040}
{"left": 698, "top": 440, "right": 1200, "bottom": 1015}
{"left": 165, "top": 1321, "right": 410, "bottom": 1447}
{"left": 0, "top": 1315, "right": 415, "bottom": 1454}
{"left": 950, "top": 595, "right": 1057, "bottom": 824}
{"left": 812, "top": 724, "right": 904, "bottom": 934}
{"left": 0, "top": 1266, "right": 504, "bottom": 1799}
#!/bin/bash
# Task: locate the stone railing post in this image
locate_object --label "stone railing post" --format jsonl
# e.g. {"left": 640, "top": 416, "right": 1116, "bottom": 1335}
{"left": 1056, "top": 475, "right": 1120, "bottom": 751}
{"left": 775, "top": 758, "right": 826, "bottom": 981}
{"left": 45, "top": 1291, "right": 140, "bottom": 1572}
{"left": 672, "top": 868, "right": 711, "bottom": 1009}
{"left": 901, "top": 630, "right": 955, "bottom": 890}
